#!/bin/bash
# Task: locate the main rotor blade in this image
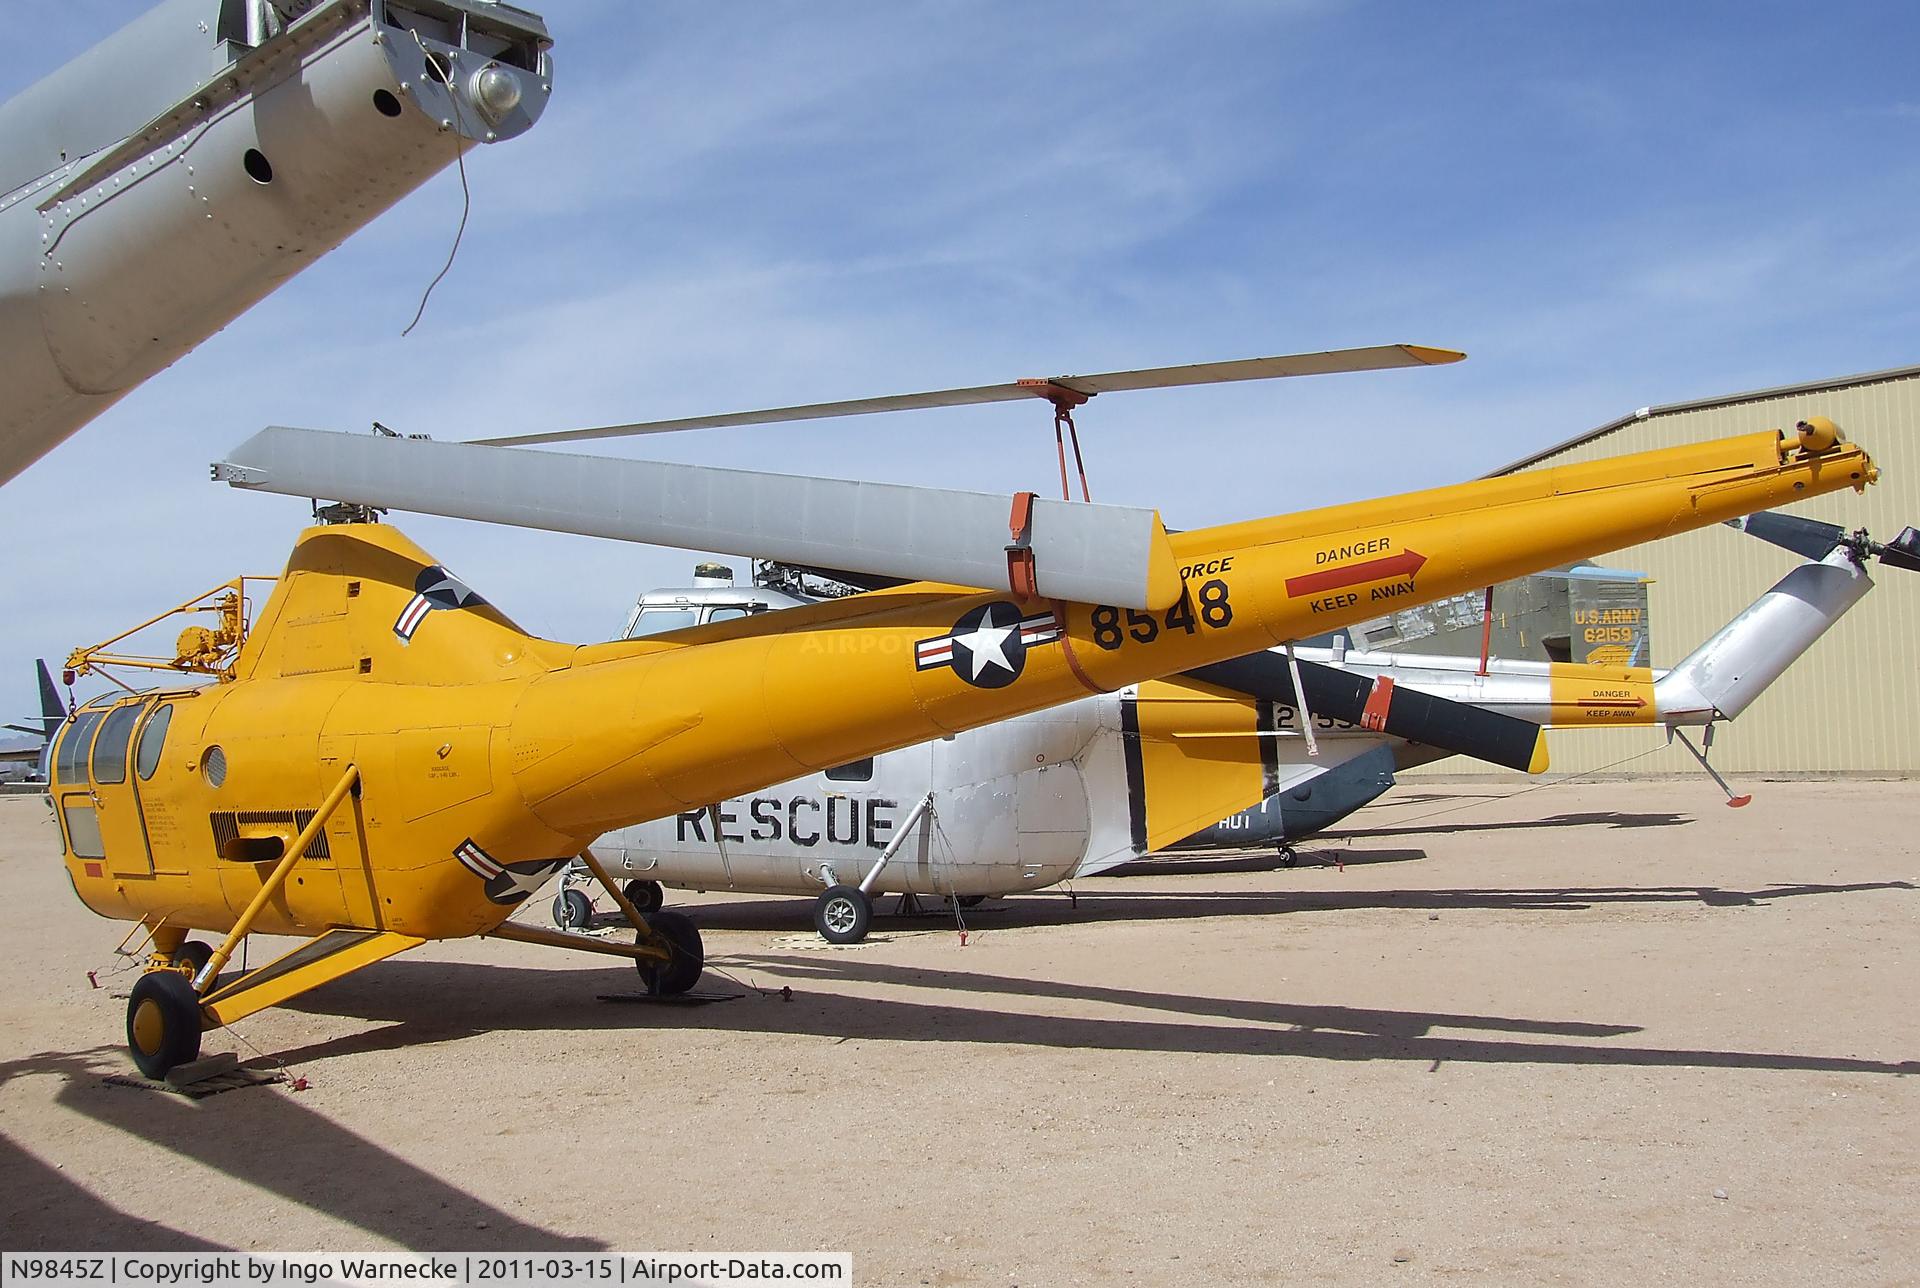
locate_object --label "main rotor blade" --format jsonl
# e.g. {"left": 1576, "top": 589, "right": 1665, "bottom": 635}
{"left": 1185, "top": 652, "right": 1549, "bottom": 774}
{"left": 214, "top": 428, "right": 1185, "bottom": 610}
{"left": 468, "top": 344, "right": 1465, "bottom": 448}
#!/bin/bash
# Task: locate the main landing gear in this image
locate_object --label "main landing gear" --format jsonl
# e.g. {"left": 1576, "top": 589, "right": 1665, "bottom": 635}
{"left": 127, "top": 968, "right": 202, "bottom": 1079}
{"left": 1277, "top": 844, "right": 1299, "bottom": 869}
{"left": 623, "top": 879, "right": 665, "bottom": 914}
{"left": 498, "top": 850, "right": 704, "bottom": 997}
{"left": 551, "top": 870, "right": 665, "bottom": 929}
{"left": 553, "top": 887, "right": 594, "bottom": 930}
{"left": 814, "top": 884, "right": 872, "bottom": 945}
{"left": 635, "top": 909, "right": 703, "bottom": 995}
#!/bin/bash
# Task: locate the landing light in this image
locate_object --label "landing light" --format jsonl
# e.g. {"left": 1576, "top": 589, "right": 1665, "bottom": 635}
{"left": 471, "top": 65, "right": 522, "bottom": 121}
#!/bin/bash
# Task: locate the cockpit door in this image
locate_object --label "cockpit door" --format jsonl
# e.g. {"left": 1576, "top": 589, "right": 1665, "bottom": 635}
{"left": 90, "top": 699, "right": 158, "bottom": 877}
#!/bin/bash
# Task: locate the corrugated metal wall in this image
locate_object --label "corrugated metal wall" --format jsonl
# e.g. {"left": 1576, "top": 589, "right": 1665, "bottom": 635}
{"left": 1434, "top": 368, "right": 1920, "bottom": 776}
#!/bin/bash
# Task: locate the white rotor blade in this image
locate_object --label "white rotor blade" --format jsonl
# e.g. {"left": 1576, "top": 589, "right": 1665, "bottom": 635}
{"left": 214, "top": 428, "right": 1186, "bottom": 610}
{"left": 468, "top": 344, "right": 1465, "bottom": 448}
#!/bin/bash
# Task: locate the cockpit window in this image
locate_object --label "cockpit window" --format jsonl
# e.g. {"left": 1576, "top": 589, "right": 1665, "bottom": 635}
{"left": 626, "top": 608, "right": 701, "bottom": 638}
{"left": 136, "top": 704, "right": 173, "bottom": 782}
{"left": 54, "top": 710, "right": 106, "bottom": 786}
{"left": 707, "top": 606, "right": 750, "bottom": 624}
{"left": 90, "top": 704, "right": 144, "bottom": 785}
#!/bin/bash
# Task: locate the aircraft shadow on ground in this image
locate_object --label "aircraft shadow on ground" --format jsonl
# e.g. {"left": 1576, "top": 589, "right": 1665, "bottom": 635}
{"left": 260, "top": 904, "right": 1920, "bottom": 1080}
{"left": 1323, "top": 809, "right": 1695, "bottom": 840}
{"left": 676, "top": 877, "right": 1914, "bottom": 934}
{"left": 0, "top": 1047, "right": 600, "bottom": 1252}
{"left": 1105, "top": 847, "right": 1428, "bottom": 877}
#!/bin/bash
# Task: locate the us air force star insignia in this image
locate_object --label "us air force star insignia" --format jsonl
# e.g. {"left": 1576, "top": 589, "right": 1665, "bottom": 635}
{"left": 455, "top": 839, "right": 569, "bottom": 905}
{"left": 393, "top": 564, "right": 487, "bottom": 644}
{"left": 914, "top": 602, "right": 1063, "bottom": 689}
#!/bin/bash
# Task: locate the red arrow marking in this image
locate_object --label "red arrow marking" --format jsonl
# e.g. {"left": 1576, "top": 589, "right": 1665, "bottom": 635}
{"left": 1575, "top": 696, "right": 1648, "bottom": 709}
{"left": 1286, "top": 549, "right": 1427, "bottom": 597}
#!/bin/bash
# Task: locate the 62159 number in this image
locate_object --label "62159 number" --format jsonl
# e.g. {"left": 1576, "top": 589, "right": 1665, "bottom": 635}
{"left": 1090, "top": 579, "right": 1233, "bottom": 651}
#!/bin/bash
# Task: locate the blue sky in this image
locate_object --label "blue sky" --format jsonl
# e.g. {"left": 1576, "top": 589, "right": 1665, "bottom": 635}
{"left": 3, "top": 1, "right": 1918, "bottom": 738}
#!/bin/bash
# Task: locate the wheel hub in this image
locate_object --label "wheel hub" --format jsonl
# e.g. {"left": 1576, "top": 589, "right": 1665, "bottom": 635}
{"left": 131, "top": 998, "right": 165, "bottom": 1055}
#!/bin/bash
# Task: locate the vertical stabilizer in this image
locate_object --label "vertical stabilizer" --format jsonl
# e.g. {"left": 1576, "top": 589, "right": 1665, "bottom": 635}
{"left": 35, "top": 658, "right": 63, "bottom": 739}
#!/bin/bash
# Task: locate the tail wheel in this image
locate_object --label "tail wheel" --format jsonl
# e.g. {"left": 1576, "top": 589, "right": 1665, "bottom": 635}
{"left": 622, "top": 879, "right": 665, "bottom": 914}
{"left": 635, "top": 910, "right": 704, "bottom": 996}
{"left": 552, "top": 887, "right": 593, "bottom": 930}
{"left": 814, "top": 884, "right": 872, "bottom": 945}
{"left": 127, "top": 971, "right": 204, "bottom": 1080}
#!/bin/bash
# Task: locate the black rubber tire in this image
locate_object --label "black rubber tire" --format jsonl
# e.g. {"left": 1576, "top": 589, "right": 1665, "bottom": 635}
{"left": 175, "top": 940, "right": 213, "bottom": 973}
{"left": 126, "top": 971, "right": 203, "bottom": 1080}
{"left": 553, "top": 887, "right": 594, "bottom": 931}
{"left": 623, "top": 879, "right": 665, "bottom": 914}
{"left": 814, "top": 884, "right": 872, "bottom": 945}
{"left": 635, "top": 910, "right": 704, "bottom": 996}
{"left": 1278, "top": 846, "right": 1299, "bottom": 869}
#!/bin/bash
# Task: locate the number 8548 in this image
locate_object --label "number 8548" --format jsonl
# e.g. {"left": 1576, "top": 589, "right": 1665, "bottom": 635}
{"left": 1089, "top": 578, "right": 1233, "bottom": 651}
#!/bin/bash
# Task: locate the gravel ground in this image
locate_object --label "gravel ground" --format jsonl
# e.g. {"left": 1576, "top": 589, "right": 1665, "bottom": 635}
{"left": 1, "top": 781, "right": 1914, "bottom": 1285}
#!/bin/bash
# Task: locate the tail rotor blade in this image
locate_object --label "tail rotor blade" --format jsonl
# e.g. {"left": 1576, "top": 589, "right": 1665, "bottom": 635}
{"left": 1185, "top": 652, "right": 1549, "bottom": 774}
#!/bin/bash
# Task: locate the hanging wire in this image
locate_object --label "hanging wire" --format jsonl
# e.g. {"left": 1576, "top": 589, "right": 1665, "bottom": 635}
{"left": 1371, "top": 743, "right": 1668, "bottom": 833}
{"left": 401, "top": 32, "right": 472, "bottom": 337}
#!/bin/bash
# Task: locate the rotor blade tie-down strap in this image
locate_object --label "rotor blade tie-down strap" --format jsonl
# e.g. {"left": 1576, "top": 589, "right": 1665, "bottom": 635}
{"left": 1055, "top": 403, "right": 1092, "bottom": 503}
{"left": 1007, "top": 491, "right": 1039, "bottom": 599}
{"left": 1359, "top": 675, "right": 1396, "bottom": 731}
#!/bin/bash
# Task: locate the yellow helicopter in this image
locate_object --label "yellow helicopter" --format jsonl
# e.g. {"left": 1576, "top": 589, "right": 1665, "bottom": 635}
{"left": 49, "top": 351, "right": 1875, "bottom": 1078}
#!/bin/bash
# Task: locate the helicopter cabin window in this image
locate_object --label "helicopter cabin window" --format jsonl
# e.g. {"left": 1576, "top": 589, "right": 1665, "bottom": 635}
{"left": 825, "top": 758, "right": 874, "bottom": 783}
{"left": 53, "top": 710, "right": 107, "bottom": 786}
{"left": 61, "top": 801, "right": 106, "bottom": 859}
{"left": 90, "top": 703, "right": 144, "bottom": 785}
{"left": 626, "top": 607, "right": 701, "bottom": 638}
{"left": 136, "top": 704, "right": 174, "bottom": 781}
{"left": 707, "top": 606, "right": 750, "bottom": 624}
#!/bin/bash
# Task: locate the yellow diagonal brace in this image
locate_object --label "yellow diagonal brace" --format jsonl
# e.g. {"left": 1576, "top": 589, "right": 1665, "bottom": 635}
{"left": 194, "top": 764, "right": 360, "bottom": 992}
{"left": 200, "top": 929, "right": 425, "bottom": 1027}
{"left": 487, "top": 919, "right": 666, "bottom": 962}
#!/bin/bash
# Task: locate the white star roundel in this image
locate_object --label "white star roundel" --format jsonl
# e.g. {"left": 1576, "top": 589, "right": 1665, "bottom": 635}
{"left": 914, "top": 602, "right": 1062, "bottom": 689}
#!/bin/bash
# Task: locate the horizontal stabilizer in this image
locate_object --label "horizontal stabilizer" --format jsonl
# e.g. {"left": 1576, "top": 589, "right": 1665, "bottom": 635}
{"left": 469, "top": 344, "right": 1465, "bottom": 447}
{"left": 213, "top": 428, "right": 1184, "bottom": 610}
{"left": 1184, "top": 652, "right": 1548, "bottom": 774}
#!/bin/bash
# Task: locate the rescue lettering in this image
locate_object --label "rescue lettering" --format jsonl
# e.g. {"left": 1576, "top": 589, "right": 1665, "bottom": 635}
{"left": 679, "top": 797, "right": 898, "bottom": 849}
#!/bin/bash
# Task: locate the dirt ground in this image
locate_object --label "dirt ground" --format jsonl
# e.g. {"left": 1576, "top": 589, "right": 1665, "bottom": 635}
{"left": 0, "top": 780, "right": 1914, "bottom": 1284}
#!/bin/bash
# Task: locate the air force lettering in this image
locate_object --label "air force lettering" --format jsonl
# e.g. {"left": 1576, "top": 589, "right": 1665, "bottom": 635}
{"left": 915, "top": 601, "right": 1062, "bottom": 689}
{"left": 393, "top": 565, "right": 487, "bottom": 643}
